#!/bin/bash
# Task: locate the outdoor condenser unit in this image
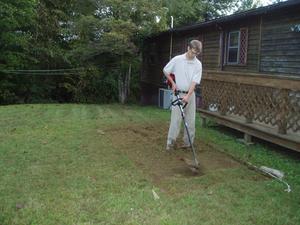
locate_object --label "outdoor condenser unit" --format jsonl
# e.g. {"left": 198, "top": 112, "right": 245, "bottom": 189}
{"left": 158, "top": 88, "right": 173, "bottom": 109}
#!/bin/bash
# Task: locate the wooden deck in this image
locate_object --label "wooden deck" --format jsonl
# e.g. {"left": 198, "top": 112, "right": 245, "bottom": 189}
{"left": 198, "top": 109, "right": 300, "bottom": 152}
{"left": 198, "top": 70, "right": 300, "bottom": 152}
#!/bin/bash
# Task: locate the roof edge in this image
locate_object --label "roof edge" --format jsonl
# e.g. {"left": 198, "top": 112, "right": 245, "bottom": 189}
{"left": 147, "top": 0, "right": 300, "bottom": 39}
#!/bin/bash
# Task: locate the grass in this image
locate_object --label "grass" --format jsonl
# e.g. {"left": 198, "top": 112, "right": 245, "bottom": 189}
{"left": 0, "top": 103, "right": 299, "bottom": 225}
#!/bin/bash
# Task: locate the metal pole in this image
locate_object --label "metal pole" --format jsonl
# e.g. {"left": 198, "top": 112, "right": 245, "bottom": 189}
{"left": 169, "top": 16, "right": 174, "bottom": 60}
{"left": 178, "top": 103, "right": 199, "bottom": 166}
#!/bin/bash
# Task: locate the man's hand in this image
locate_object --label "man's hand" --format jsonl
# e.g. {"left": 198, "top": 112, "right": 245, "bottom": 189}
{"left": 182, "top": 94, "right": 189, "bottom": 103}
{"left": 182, "top": 81, "right": 197, "bottom": 103}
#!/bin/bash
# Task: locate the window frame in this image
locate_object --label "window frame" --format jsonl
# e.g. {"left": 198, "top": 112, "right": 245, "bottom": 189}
{"left": 227, "top": 30, "right": 240, "bottom": 65}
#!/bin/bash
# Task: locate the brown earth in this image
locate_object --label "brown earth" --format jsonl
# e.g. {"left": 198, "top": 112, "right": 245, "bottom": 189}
{"left": 103, "top": 122, "right": 263, "bottom": 192}
{"left": 102, "top": 121, "right": 268, "bottom": 196}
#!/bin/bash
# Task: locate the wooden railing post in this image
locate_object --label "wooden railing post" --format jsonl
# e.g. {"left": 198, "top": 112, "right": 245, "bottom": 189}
{"left": 243, "top": 85, "right": 253, "bottom": 124}
{"left": 220, "top": 92, "right": 227, "bottom": 116}
{"left": 277, "top": 89, "right": 289, "bottom": 135}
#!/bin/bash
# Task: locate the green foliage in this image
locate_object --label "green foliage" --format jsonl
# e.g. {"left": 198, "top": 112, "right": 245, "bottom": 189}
{"left": 162, "top": 0, "right": 264, "bottom": 27}
{"left": 33, "top": 0, "right": 74, "bottom": 68}
{"left": 0, "top": 0, "right": 36, "bottom": 69}
{"left": 0, "top": 79, "right": 18, "bottom": 104}
{"left": 236, "top": 0, "right": 263, "bottom": 12}
{"left": 68, "top": 67, "right": 119, "bottom": 103}
{"left": 67, "top": 0, "right": 168, "bottom": 103}
{"left": 71, "top": 0, "right": 167, "bottom": 58}
{"left": 162, "top": 0, "right": 202, "bottom": 27}
{"left": 161, "top": 0, "right": 233, "bottom": 27}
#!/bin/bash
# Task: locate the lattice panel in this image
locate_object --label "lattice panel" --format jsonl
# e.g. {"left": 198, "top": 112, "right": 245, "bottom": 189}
{"left": 252, "top": 87, "right": 278, "bottom": 126}
{"left": 239, "top": 28, "right": 248, "bottom": 65}
{"left": 201, "top": 80, "right": 300, "bottom": 134}
{"left": 287, "top": 91, "right": 300, "bottom": 132}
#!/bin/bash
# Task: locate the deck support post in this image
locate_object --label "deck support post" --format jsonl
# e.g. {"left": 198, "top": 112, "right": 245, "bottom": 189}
{"left": 244, "top": 133, "right": 253, "bottom": 145}
{"left": 201, "top": 117, "right": 207, "bottom": 128}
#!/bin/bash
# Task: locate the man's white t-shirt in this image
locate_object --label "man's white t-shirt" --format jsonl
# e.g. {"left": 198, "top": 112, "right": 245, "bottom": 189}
{"left": 163, "top": 53, "right": 202, "bottom": 91}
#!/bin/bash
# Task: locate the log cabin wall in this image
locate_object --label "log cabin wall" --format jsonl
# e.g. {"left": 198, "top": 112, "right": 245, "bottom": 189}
{"left": 202, "top": 27, "right": 221, "bottom": 70}
{"left": 260, "top": 7, "right": 300, "bottom": 76}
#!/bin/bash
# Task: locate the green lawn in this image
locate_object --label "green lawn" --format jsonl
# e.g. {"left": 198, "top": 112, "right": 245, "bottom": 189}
{"left": 0, "top": 104, "right": 299, "bottom": 225}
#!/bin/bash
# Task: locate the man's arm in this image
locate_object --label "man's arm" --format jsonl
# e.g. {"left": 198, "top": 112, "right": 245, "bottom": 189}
{"left": 164, "top": 70, "right": 177, "bottom": 93}
{"left": 163, "top": 57, "right": 178, "bottom": 93}
{"left": 182, "top": 81, "right": 197, "bottom": 103}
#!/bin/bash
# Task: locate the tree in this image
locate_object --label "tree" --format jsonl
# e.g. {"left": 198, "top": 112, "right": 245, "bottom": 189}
{"left": 161, "top": 0, "right": 241, "bottom": 27}
{"left": 0, "top": 0, "right": 37, "bottom": 104}
{"left": 0, "top": 0, "right": 36, "bottom": 69}
{"left": 33, "top": 0, "right": 76, "bottom": 69}
{"left": 161, "top": 0, "right": 267, "bottom": 28}
{"left": 70, "top": 0, "right": 168, "bottom": 103}
{"left": 235, "top": 0, "right": 263, "bottom": 12}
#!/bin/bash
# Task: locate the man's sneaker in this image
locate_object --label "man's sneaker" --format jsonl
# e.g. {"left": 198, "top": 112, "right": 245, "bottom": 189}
{"left": 166, "top": 140, "right": 176, "bottom": 151}
{"left": 181, "top": 144, "right": 192, "bottom": 149}
{"left": 166, "top": 144, "right": 174, "bottom": 151}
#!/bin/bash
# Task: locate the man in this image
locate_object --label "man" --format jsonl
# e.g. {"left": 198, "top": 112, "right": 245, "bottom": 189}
{"left": 163, "top": 40, "right": 202, "bottom": 150}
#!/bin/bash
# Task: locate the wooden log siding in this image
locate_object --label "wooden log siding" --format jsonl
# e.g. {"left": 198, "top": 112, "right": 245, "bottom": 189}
{"left": 260, "top": 9, "right": 300, "bottom": 76}
{"left": 199, "top": 70, "right": 300, "bottom": 151}
{"left": 172, "top": 35, "right": 186, "bottom": 56}
{"left": 203, "top": 31, "right": 220, "bottom": 70}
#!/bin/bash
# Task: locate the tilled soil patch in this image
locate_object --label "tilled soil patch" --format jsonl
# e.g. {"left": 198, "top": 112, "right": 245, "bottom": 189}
{"left": 104, "top": 122, "right": 266, "bottom": 193}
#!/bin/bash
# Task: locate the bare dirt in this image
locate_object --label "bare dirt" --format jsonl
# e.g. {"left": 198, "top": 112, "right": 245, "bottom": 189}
{"left": 104, "top": 122, "right": 254, "bottom": 189}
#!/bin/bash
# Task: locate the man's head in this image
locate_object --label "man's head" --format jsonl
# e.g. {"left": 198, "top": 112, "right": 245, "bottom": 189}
{"left": 187, "top": 40, "right": 202, "bottom": 59}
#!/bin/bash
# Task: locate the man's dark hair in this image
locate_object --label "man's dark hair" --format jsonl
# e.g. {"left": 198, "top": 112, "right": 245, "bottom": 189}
{"left": 188, "top": 40, "right": 202, "bottom": 53}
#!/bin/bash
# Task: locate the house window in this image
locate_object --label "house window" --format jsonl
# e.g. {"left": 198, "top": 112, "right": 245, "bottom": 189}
{"left": 227, "top": 31, "right": 239, "bottom": 64}
{"left": 226, "top": 28, "right": 248, "bottom": 65}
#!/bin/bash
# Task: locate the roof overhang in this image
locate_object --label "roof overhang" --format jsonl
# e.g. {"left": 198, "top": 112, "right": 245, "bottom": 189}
{"left": 148, "top": 0, "right": 300, "bottom": 39}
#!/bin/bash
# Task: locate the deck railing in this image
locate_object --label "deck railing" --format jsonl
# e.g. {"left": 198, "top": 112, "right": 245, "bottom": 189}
{"left": 199, "top": 70, "right": 300, "bottom": 136}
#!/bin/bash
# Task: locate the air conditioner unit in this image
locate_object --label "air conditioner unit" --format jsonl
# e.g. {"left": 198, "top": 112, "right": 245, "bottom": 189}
{"left": 158, "top": 88, "right": 173, "bottom": 109}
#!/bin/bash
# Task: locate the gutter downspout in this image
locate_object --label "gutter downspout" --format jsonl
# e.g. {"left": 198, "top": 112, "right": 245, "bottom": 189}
{"left": 169, "top": 16, "right": 174, "bottom": 60}
{"left": 216, "top": 23, "right": 224, "bottom": 71}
